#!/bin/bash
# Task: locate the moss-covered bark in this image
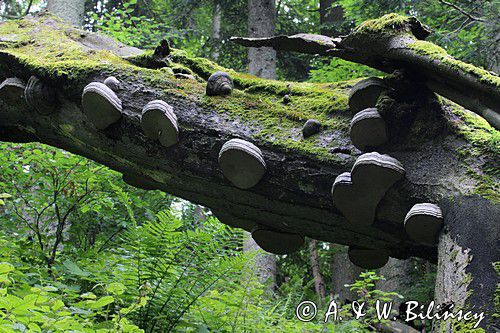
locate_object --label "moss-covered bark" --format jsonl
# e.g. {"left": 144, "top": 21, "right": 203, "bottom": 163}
{"left": 0, "top": 13, "right": 499, "bottom": 329}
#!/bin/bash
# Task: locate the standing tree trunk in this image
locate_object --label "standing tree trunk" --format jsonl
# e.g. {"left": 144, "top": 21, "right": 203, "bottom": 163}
{"left": 309, "top": 239, "right": 327, "bottom": 300}
{"left": 211, "top": 0, "right": 222, "bottom": 61}
{"left": 330, "top": 246, "right": 362, "bottom": 303}
{"left": 319, "top": 0, "right": 343, "bottom": 36}
{"left": 47, "top": 0, "right": 85, "bottom": 26}
{"left": 247, "top": 0, "right": 277, "bottom": 79}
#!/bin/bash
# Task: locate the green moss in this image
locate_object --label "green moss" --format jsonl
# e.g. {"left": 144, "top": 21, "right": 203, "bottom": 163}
{"left": 443, "top": 99, "right": 499, "bottom": 203}
{"left": 353, "top": 13, "right": 415, "bottom": 37}
{"left": 494, "top": 262, "right": 500, "bottom": 319}
{"left": 409, "top": 41, "right": 500, "bottom": 88}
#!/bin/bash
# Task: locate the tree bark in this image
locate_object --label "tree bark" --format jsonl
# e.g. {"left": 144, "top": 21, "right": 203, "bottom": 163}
{"left": 47, "top": 0, "right": 85, "bottom": 26}
{"left": 319, "top": 0, "right": 343, "bottom": 36}
{"left": 330, "top": 246, "right": 362, "bottom": 303}
{"left": 0, "top": 14, "right": 498, "bottom": 328}
{"left": 309, "top": 239, "right": 326, "bottom": 300}
{"left": 210, "top": 0, "right": 222, "bottom": 61}
{"left": 247, "top": 0, "right": 277, "bottom": 79}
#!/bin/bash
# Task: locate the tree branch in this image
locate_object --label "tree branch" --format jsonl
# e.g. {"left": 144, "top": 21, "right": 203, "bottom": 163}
{"left": 438, "top": 0, "right": 485, "bottom": 22}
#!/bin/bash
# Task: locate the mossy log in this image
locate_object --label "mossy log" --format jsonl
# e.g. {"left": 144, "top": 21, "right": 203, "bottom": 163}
{"left": 0, "top": 14, "right": 498, "bottom": 329}
{"left": 232, "top": 13, "right": 500, "bottom": 130}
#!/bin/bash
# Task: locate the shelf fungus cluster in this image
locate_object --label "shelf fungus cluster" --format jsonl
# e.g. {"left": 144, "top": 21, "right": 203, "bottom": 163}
{"left": 141, "top": 100, "right": 179, "bottom": 148}
{"left": 251, "top": 226, "right": 305, "bottom": 255}
{"left": 332, "top": 153, "right": 405, "bottom": 268}
{"left": 82, "top": 82, "right": 123, "bottom": 130}
{"left": 218, "top": 138, "right": 266, "bottom": 190}
{"left": 348, "top": 78, "right": 390, "bottom": 151}
{"left": 404, "top": 203, "right": 443, "bottom": 245}
{"left": 206, "top": 71, "right": 233, "bottom": 96}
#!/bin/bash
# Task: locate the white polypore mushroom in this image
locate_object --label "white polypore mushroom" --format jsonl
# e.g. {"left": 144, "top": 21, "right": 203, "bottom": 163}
{"left": 349, "top": 108, "right": 388, "bottom": 151}
{"left": 348, "top": 77, "right": 389, "bottom": 115}
{"left": 252, "top": 226, "right": 305, "bottom": 255}
{"left": 25, "top": 76, "right": 58, "bottom": 115}
{"left": 331, "top": 152, "right": 405, "bottom": 226}
{"left": 141, "top": 100, "right": 179, "bottom": 147}
{"left": 218, "top": 138, "right": 266, "bottom": 189}
{"left": 404, "top": 203, "right": 443, "bottom": 245}
{"left": 0, "top": 78, "right": 25, "bottom": 104}
{"left": 206, "top": 71, "right": 233, "bottom": 96}
{"left": 82, "top": 82, "right": 122, "bottom": 130}
{"left": 348, "top": 247, "right": 390, "bottom": 269}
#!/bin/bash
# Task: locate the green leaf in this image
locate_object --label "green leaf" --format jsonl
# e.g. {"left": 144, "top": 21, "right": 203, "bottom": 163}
{"left": 63, "top": 260, "right": 90, "bottom": 277}
{"left": 0, "top": 262, "right": 14, "bottom": 275}
{"left": 89, "top": 296, "right": 114, "bottom": 309}
{"left": 106, "top": 282, "right": 125, "bottom": 296}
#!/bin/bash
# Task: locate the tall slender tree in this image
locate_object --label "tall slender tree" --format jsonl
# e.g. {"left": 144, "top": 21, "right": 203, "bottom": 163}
{"left": 47, "top": 0, "right": 85, "bottom": 26}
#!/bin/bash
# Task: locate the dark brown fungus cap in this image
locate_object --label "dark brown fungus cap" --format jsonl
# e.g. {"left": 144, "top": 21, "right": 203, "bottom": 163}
{"left": 252, "top": 226, "right": 305, "bottom": 255}
{"left": 25, "top": 76, "right": 58, "bottom": 115}
{"left": 0, "top": 78, "right": 26, "bottom": 104}
{"left": 122, "top": 174, "right": 160, "bottom": 191}
{"left": 331, "top": 153, "right": 405, "bottom": 226}
{"left": 404, "top": 203, "right": 443, "bottom": 245}
{"left": 82, "top": 82, "right": 122, "bottom": 130}
{"left": 348, "top": 247, "right": 390, "bottom": 269}
{"left": 302, "top": 119, "right": 322, "bottom": 138}
{"left": 349, "top": 108, "right": 388, "bottom": 151}
{"left": 218, "top": 139, "right": 266, "bottom": 189}
{"left": 141, "top": 100, "right": 179, "bottom": 148}
{"left": 206, "top": 71, "right": 233, "bottom": 96}
{"left": 348, "top": 77, "right": 389, "bottom": 115}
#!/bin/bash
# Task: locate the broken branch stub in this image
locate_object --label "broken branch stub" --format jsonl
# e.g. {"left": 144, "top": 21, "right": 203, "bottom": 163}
{"left": 252, "top": 226, "right": 305, "bottom": 254}
{"left": 404, "top": 203, "right": 443, "bottom": 245}
{"left": 0, "top": 78, "right": 25, "bottom": 104}
{"left": 348, "top": 247, "right": 390, "bottom": 269}
{"left": 25, "top": 76, "right": 58, "bottom": 115}
{"left": 82, "top": 82, "right": 122, "bottom": 130}
{"left": 349, "top": 108, "right": 388, "bottom": 151}
{"left": 141, "top": 100, "right": 179, "bottom": 148}
{"left": 332, "top": 153, "right": 405, "bottom": 226}
{"left": 218, "top": 139, "right": 266, "bottom": 189}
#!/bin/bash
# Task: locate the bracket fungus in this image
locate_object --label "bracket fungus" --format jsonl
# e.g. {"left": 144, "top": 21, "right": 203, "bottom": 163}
{"left": 404, "top": 203, "right": 443, "bottom": 245}
{"left": 140, "top": 100, "right": 179, "bottom": 148}
{"left": 218, "top": 138, "right": 266, "bottom": 189}
{"left": 348, "top": 77, "right": 389, "bottom": 115}
{"left": 349, "top": 108, "right": 388, "bottom": 151}
{"left": 252, "top": 226, "right": 305, "bottom": 255}
{"left": 82, "top": 82, "right": 123, "bottom": 130}
{"left": 206, "top": 71, "right": 233, "bottom": 96}
{"left": 332, "top": 152, "right": 405, "bottom": 226}
{"left": 0, "top": 78, "right": 25, "bottom": 104}
{"left": 103, "top": 76, "right": 121, "bottom": 91}
{"left": 302, "top": 119, "right": 322, "bottom": 138}
{"left": 348, "top": 247, "right": 390, "bottom": 269}
{"left": 25, "top": 76, "right": 58, "bottom": 115}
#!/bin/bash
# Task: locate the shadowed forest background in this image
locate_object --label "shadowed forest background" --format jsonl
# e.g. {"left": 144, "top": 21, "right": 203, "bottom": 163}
{"left": 0, "top": 0, "right": 498, "bottom": 332}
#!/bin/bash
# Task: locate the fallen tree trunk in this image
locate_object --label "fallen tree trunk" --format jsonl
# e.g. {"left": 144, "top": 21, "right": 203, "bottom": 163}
{"left": 0, "top": 13, "right": 498, "bottom": 329}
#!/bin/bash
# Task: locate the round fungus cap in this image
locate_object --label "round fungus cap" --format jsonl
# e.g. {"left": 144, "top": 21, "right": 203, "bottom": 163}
{"left": 122, "top": 174, "right": 160, "bottom": 191}
{"left": 349, "top": 108, "right": 388, "bottom": 151}
{"left": 218, "top": 139, "right": 266, "bottom": 189}
{"left": 25, "top": 76, "right": 58, "bottom": 115}
{"left": 348, "top": 77, "right": 389, "bottom": 115}
{"left": 252, "top": 227, "right": 305, "bottom": 255}
{"left": 212, "top": 210, "right": 256, "bottom": 231}
{"left": 348, "top": 247, "right": 390, "bottom": 269}
{"left": 0, "top": 78, "right": 26, "bottom": 104}
{"left": 206, "top": 71, "right": 233, "bottom": 96}
{"left": 302, "top": 119, "right": 321, "bottom": 138}
{"left": 103, "top": 76, "right": 121, "bottom": 91}
{"left": 331, "top": 153, "right": 405, "bottom": 226}
{"left": 82, "top": 82, "right": 122, "bottom": 130}
{"left": 141, "top": 100, "right": 179, "bottom": 147}
{"left": 404, "top": 203, "right": 443, "bottom": 245}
